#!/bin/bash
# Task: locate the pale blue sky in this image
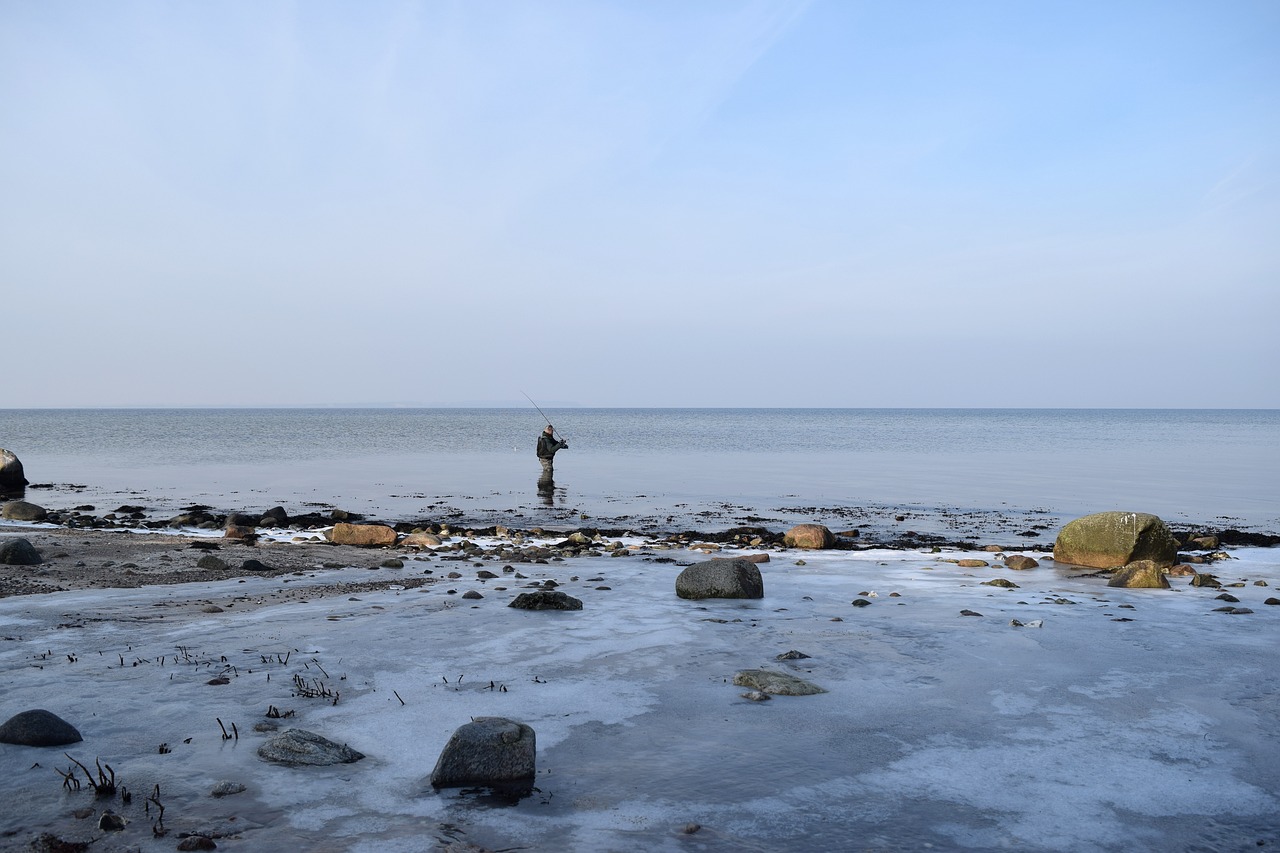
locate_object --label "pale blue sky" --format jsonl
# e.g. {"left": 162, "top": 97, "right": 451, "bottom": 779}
{"left": 2, "top": 1, "right": 1277, "bottom": 407}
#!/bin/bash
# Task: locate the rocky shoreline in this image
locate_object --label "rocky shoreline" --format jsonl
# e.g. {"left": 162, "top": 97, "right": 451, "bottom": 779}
{"left": 3, "top": 490, "right": 1276, "bottom": 602}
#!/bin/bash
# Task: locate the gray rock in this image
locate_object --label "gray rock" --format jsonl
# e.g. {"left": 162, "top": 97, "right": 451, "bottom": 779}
{"left": 430, "top": 717, "right": 536, "bottom": 788}
{"left": 1, "top": 500, "right": 47, "bottom": 521}
{"left": 0, "top": 537, "right": 42, "bottom": 565}
{"left": 196, "top": 555, "right": 229, "bottom": 571}
{"left": 1053, "top": 511, "right": 1178, "bottom": 569}
{"left": 508, "top": 590, "right": 583, "bottom": 610}
{"left": 257, "top": 728, "right": 364, "bottom": 766}
{"left": 210, "top": 780, "right": 246, "bottom": 797}
{"left": 0, "top": 709, "right": 83, "bottom": 746}
{"left": 0, "top": 449, "right": 28, "bottom": 490}
{"left": 675, "top": 558, "right": 764, "bottom": 600}
{"left": 732, "top": 669, "right": 826, "bottom": 696}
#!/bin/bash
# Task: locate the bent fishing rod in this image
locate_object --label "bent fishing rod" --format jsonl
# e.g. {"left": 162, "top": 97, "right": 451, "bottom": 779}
{"left": 521, "top": 392, "right": 568, "bottom": 442}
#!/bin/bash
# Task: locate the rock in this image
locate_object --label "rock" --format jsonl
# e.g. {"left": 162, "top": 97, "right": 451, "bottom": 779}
{"left": 327, "top": 522, "right": 398, "bottom": 547}
{"left": 257, "top": 729, "right": 364, "bottom": 766}
{"left": 461, "top": 590, "right": 484, "bottom": 600}
{"left": 783, "top": 524, "right": 834, "bottom": 550}
{"left": 741, "top": 691, "right": 772, "bottom": 701}
{"left": 1053, "top": 511, "right": 1178, "bottom": 569}
{"left": 97, "top": 812, "right": 126, "bottom": 831}
{"left": 0, "top": 449, "right": 29, "bottom": 490}
{"left": 0, "top": 537, "right": 42, "bottom": 565}
{"left": 508, "top": 590, "right": 583, "bottom": 610}
{"left": 0, "top": 709, "right": 83, "bottom": 746}
{"left": 240, "top": 559, "right": 272, "bottom": 572}
{"left": 851, "top": 598, "right": 872, "bottom": 607}
{"left": 1, "top": 500, "right": 47, "bottom": 521}
{"left": 261, "top": 506, "right": 289, "bottom": 526}
{"left": 210, "top": 781, "right": 246, "bottom": 798}
{"left": 737, "top": 552, "right": 770, "bottom": 563}
{"left": 177, "top": 837, "right": 218, "bottom": 851}
{"left": 403, "top": 532, "right": 443, "bottom": 547}
{"left": 430, "top": 717, "right": 536, "bottom": 788}
{"left": 1191, "top": 573, "right": 1222, "bottom": 589}
{"left": 1264, "top": 598, "right": 1280, "bottom": 606}
{"left": 960, "top": 610, "right": 983, "bottom": 617}
{"left": 1167, "top": 563, "right": 1196, "bottom": 577}
{"left": 732, "top": 669, "right": 826, "bottom": 696}
{"left": 380, "top": 558, "right": 404, "bottom": 568}
{"left": 982, "top": 578, "right": 1019, "bottom": 588}
{"left": 223, "top": 524, "right": 256, "bottom": 541}
{"left": 196, "top": 555, "right": 229, "bottom": 571}
{"left": 1189, "top": 535, "right": 1219, "bottom": 550}
{"left": 1107, "top": 560, "right": 1170, "bottom": 589}
{"left": 1004, "top": 555, "right": 1039, "bottom": 570}
{"left": 956, "top": 559, "right": 989, "bottom": 568}
{"left": 775, "top": 650, "right": 811, "bottom": 660}
{"left": 675, "top": 558, "right": 764, "bottom": 600}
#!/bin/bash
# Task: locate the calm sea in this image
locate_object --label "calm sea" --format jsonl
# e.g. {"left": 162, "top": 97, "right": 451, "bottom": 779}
{"left": 1, "top": 408, "right": 1277, "bottom": 538}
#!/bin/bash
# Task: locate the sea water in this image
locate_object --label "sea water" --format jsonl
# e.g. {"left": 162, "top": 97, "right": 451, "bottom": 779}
{"left": 1, "top": 408, "right": 1277, "bottom": 537}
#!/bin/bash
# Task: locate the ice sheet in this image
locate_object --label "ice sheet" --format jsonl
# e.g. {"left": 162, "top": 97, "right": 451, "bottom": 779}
{"left": 1, "top": 540, "right": 1278, "bottom": 851}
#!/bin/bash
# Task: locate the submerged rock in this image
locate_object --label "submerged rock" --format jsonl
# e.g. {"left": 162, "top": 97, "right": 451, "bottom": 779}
{"left": 0, "top": 709, "right": 83, "bottom": 746}
{"left": 1004, "top": 555, "right": 1039, "bottom": 570}
{"left": 1053, "top": 511, "right": 1178, "bottom": 569}
{"left": 732, "top": 669, "right": 826, "bottom": 696}
{"left": 257, "top": 729, "right": 364, "bottom": 766}
{"left": 430, "top": 717, "right": 536, "bottom": 788}
{"left": 675, "top": 558, "right": 764, "bottom": 600}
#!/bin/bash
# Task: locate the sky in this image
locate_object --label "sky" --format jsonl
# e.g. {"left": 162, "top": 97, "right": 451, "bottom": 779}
{"left": 2, "top": 0, "right": 1277, "bottom": 408}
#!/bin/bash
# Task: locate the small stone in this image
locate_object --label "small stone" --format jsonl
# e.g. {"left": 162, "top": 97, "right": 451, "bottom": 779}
{"left": 210, "top": 780, "right": 246, "bottom": 798}
{"left": 177, "top": 837, "right": 218, "bottom": 851}
{"left": 957, "top": 559, "right": 989, "bottom": 568}
{"left": 775, "top": 650, "right": 811, "bottom": 660}
{"left": 1264, "top": 598, "right": 1280, "bottom": 606}
{"left": 960, "top": 610, "right": 983, "bottom": 617}
{"left": 1216, "top": 593, "right": 1240, "bottom": 603}
{"left": 851, "top": 598, "right": 871, "bottom": 607}
{"left": 982, "top": 578, "right": 1019, "bottom": 588}
{"left": 741, "top": 691, "right": 772, "bottom": 702}
{"left": 732, "top": 669, "right": 826, "bottom": 696}
{"left": 461, "top": 590, "right": 483, "bottom": 600}
{"left": 98, "top": 812, "right": 126, "bottom": 831}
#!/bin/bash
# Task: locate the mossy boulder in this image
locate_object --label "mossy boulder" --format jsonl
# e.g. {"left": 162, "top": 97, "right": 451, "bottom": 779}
{"left": 1053, "top": 512, "right": 1178, "bottom": 569}
{"left": 1107, "top": 560, "right": 1171, "bottom": 589}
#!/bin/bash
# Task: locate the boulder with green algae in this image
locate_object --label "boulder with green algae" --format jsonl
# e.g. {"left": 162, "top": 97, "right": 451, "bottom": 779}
{"left": 1107, "top": 560, "right": 1171, "bottom": 589}
{"left": 1053, "top": 512, "right": 1178, "bottom": 569}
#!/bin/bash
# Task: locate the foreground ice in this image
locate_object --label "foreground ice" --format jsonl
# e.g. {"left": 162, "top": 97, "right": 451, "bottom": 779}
{"left": 1, "top": 539, "right": 1278, "bottom": 852}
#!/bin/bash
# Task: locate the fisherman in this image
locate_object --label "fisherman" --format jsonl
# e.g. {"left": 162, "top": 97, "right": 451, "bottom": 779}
{"left": 536, "top": 424, "right": 569, "bottom": 485}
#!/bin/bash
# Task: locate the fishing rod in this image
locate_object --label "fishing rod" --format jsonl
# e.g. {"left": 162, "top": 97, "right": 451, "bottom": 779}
{"left": 521, "top": 391, "right": 568, "bottom": 442}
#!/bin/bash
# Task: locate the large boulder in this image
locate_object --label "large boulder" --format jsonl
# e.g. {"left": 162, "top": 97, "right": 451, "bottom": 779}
{"left": 0, "top": 449, "right": 28, "bottom": 491}
{"left": 326, "top": 522, "right": 398, "bottom": 547}
{"left": 430, "top": 717, "right": 536, "bottom": 789}
{"left": 783, "top": 524, "right": 834, "bottom": 549}
{"left": 0, "top": 709, "right": 82, "bottom": 746}
{"left": 675, "top": 558, "right": 764, "bottom": 600}
{"left": 1053, "top": 511, "right": 1178, "bottom": 569}
{"left": 1, "top": 500, "right": 47, "bottom": 522}
{"left": 0, "top": 537, "right": 42, "bottom": 565}
{"left": 257, "top": 729, "right": 364, "bottom": 766}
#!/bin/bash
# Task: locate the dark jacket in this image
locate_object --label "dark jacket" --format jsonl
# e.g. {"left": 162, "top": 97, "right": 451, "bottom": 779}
{"left": 536, "top": 433, "right": 568, "bottom": 459}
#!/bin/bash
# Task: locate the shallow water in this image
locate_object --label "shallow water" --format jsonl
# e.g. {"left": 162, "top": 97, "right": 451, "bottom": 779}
{"left": 3, "top": 408, "right": 1277, "bottom": 539}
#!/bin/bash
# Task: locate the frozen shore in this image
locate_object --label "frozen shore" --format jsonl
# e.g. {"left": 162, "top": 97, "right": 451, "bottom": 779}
{"left": 2, "top": 514, "right": 1279, "bottom": 852}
